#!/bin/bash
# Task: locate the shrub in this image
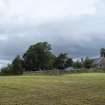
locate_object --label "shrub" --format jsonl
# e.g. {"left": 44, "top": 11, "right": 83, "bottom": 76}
{"left": 73, "top": 61, "right": 82, "bottom": 69}
{"left": 0, "top": 64, "right": 13, "bottom": 75}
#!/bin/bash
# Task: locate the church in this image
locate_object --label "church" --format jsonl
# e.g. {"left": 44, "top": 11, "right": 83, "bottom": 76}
{"left": 93, "top": 49, "right": 105, "bottom": 69}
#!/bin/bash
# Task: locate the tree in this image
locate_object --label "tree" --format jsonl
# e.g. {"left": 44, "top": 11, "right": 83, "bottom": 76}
{"left": 73, "top": 60, "right": 82, "bottom": 69}
{"left": 12, "top": 55, "right": 23, "bottom": 75}
{"left": 1, "top": 64, "right": 13, "bottom": 75}
{"left": 23, "top": 42, "right": 55, "bottom": 71}
{"left": 54, "top": 53, "right": 68, "bottom": 70}
{"left": 65, "top": 58, "right": 73, "bottom": 67}
{"left": 83, "top": 57, "right": 93, "bottom": 69}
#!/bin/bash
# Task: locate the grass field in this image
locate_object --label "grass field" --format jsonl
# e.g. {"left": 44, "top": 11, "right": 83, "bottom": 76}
{"left": 0, "top": 73, "right": 105, "bottom": 105}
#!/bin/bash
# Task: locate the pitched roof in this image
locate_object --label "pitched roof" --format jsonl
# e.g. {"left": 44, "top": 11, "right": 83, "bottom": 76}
{"left": 93, "top": 57, "right": 105, "bottom": 65}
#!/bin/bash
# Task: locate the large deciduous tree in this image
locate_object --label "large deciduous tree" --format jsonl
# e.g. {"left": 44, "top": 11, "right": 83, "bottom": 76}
{"left": 65, "top": 58, "right": 73, "bottom": 67}
{"left": 54, "top": 53, "right": 68, "bottom": 70}
{"left": 12, "top": 55, "right": 23, "bottom": 75}
{"left": 23, "top": 42, "right": 55, "bottom": 71}
{"left": 83, "top": 57, "right": 93, "bottom": 69}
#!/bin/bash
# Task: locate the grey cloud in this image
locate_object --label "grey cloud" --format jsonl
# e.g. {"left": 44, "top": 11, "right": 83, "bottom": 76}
{"left": 0, "top": 0, "right": 105, "bottom": 67}
{"left": 0, "top": 16, "right": 104, "bottom": 60}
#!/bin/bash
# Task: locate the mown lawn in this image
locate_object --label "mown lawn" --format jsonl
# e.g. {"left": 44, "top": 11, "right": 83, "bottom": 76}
{"left": 0, "top": 73, "right": 105, "bottom": 105}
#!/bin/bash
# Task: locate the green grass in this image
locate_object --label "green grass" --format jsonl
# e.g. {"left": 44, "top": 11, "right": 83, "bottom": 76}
{"left": 0, "top": 73, "right": 105, "bottom": 105}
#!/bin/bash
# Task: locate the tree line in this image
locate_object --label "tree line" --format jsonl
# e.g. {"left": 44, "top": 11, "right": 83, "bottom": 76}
{"left": 0, "top": 42, "right": 73, "bottom": 75}
{"left": 0, "top": 42, "right": 95, "bottom": 75}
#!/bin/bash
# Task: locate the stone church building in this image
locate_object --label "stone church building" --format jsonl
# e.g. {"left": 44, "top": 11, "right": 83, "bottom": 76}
{"left": 93, "top": 50, "right": 105, "bottom": 69}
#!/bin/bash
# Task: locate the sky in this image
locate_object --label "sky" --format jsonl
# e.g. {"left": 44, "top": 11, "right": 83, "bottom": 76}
{"left": 0, "top": 0, "right": 105, "bottom": 68}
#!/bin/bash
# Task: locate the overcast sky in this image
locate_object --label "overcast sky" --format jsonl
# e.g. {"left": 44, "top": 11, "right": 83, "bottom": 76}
{"left": 0, "top": 0, "right": 105, "bottom": 67}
